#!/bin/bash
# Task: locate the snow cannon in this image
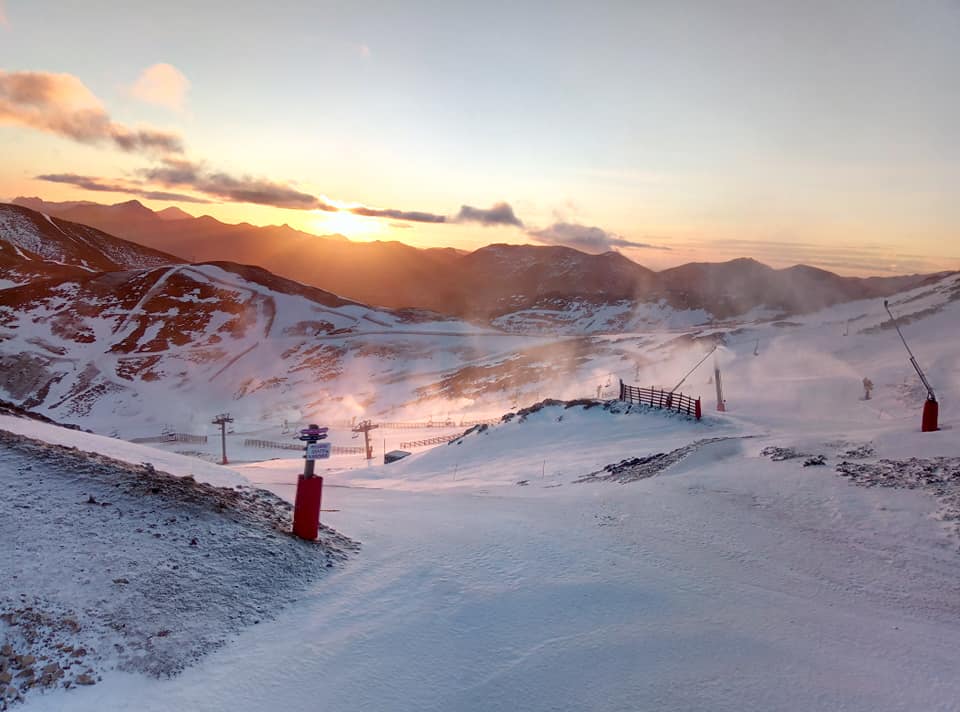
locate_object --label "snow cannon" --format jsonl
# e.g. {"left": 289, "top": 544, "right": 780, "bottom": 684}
{"left": 293, "top": 424, "right": 329, "bottom": 540}
{"left": 921, "top": 399, "right": 939, "bottom": 433}
{"left": 884, "top": 301, "right": 938, "bottom": 432}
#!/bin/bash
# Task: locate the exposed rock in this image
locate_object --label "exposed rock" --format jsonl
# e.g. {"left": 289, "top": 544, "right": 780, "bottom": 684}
{"left": 577, "top": 438, "right": 732, "bottom": 484}
{"left": 760, "top": 446, "right": 810, "bottom": 462}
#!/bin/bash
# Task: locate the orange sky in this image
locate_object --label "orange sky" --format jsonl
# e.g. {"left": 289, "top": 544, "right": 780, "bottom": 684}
{"left": 2, "top": 1, "right": 958, "bottom": 276}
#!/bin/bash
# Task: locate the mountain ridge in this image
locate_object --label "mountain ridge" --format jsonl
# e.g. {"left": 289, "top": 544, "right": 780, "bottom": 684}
{"left": 7, "top": 198, "right": 950, "bottom": 322}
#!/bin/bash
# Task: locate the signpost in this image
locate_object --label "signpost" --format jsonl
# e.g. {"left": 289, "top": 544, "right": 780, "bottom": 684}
{"left": 305, "top": 442, "right": 331, "bottom": 461}
{"left": 293, "top": 423, "right": 328, "bottom": 540}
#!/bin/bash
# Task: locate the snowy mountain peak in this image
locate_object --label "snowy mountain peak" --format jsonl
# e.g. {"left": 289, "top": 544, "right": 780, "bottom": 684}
{"left": 0, "top": 203, "right": 183, "bottom": 288}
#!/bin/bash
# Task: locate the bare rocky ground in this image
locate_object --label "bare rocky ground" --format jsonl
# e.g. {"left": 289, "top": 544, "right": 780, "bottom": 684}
{"left": 575, "top": 437, "right": 733, "bottom": 484}
{"left": 760, "top": 438, "right": 960, "bottom": 542}
{"left": 835, "top": 457, "right": 960, "bottom": 538}
{"left": 0, "top": 428, "right": 359, "bottom": 708}
{"left": 583, "top": 435, "right": 960, "bottom": 546}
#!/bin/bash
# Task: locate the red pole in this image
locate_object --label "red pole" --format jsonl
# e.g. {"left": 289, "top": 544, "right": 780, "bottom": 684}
{"left": 293, "top": 475, "right": 323, "bottom": 540}
{"left": 695, "top": 398, "right": 701, "bottom": 420}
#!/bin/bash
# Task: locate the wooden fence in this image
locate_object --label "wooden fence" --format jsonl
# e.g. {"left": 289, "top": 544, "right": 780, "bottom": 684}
{"left": 243, "top": 438, "right": 365, "bottom": 456}
{"left": 400, "top": 434, "right": 462, "bottom": 449}
{"left": 618, "top": 379, "right": 701, "bottom": 420}
{"left": 379, "top": 418, "right": 499, "bottom": 430}
{"left": 131, "top": 433, "right": 208, "bottom": 444}
{"left": 380, "top": 421, "right": 456, "bottom": 430}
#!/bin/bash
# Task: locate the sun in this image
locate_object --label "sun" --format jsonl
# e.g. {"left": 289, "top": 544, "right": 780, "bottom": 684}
{"left": 314, "top": 210, "right": 383, "bottom": 239}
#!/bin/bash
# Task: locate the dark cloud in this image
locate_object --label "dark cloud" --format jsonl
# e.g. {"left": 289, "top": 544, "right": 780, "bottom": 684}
{"left": 35, "top": 173, "right": 211, "bottom": 203}
{"left": 349, "top": 206, "right": 447, "bottom": 223}
{"left": 349, "top": 201, "right": 525, "bottom": 226}
{"left": 0, "top": 70, "right": 183, "bottom": 155}
{"left": 141, "top": 159, "right": 336, "bottom": 211}
{"left": 527, "top": 222, "right": 669, "bottom": 253}
{"left": 197, "top": 172, "right": 333, "bottom": 210}
{"left": 140, "top": 158, "right": 199, "bottom": 184}
{"left": 455, "top": 202, "right": 523, "bottom": 227}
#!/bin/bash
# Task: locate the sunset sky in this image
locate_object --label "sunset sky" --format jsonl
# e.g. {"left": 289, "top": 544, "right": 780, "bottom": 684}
{"left": 1, "top": 0, "right": 958, "bottom": 275}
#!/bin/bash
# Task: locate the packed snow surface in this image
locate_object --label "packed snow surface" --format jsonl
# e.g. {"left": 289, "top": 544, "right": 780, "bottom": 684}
{"left": 10, "top": 398, "right": 959, "bottom": 712}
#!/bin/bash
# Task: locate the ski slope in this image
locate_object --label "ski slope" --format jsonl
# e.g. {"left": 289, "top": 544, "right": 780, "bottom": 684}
{"left": 13, "top": 393, "right": 960, "bottom": 712}
{"left": 8, "top": 273, "right": 960, "bottom": 711}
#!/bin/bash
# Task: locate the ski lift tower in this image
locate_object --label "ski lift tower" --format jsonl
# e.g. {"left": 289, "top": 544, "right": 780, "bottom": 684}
{"left": 884, "top": 300, "right": 938, "bottom": 432}
{"left": 211, "top": 413, "right": 234, "bottom": 464}
{"left": 353, "top": 419, "right": 379, "bottom": 460}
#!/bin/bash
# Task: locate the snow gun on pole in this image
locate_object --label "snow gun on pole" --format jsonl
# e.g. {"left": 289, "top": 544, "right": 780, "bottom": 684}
{"left": 670, "top": 344, "right": 718, "bottom": 394}
{"left": 883, "top": 299, "right": 938, "bottom": 432}
{"left": 668, "top": 337, "right": 761, "bottom": 411}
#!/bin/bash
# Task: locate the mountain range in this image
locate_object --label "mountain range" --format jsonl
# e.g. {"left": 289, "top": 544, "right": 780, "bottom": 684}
{"left": 12, "top": 197, "right": 945, "bottom": 324}
{"left": 1, "top": 200, "right": 957, "bottom": 430}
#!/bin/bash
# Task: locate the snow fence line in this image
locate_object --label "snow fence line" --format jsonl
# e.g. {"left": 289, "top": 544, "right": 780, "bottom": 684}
{"left": 244, "top": 438, "right": 365, "bottom": 455}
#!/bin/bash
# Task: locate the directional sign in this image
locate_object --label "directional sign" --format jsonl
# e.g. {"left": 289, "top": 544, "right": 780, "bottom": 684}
{"left": 299, "top": 426, "right": 329, "bottom": 442}
{"left": 305, "top": 442, "right": 331, "bottom": 460}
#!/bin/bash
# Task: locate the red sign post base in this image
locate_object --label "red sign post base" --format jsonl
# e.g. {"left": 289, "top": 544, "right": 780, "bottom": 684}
{"left": 293, "top": 475, "right": 323, "bottom": 540}
{"left": 921, "top": 399, "right": 939, "bottom": 433}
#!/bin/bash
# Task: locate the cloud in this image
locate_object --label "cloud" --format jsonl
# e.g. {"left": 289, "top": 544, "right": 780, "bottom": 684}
{"left": 455, "top": 202, "right": 523, "bottom": 227}
{"left": 0, "top": 70, "right": 176, "bottom": 152}
{"left": 349, "top": 201, "right": 524, "bottom": 226}
{"left": 0, "top": 1, "right": 9, "bottom": 29}
{"left": 35, "top": 173, "right": 211, "bottom": 203}
{"left": 1, "top": 69, "right": 329, "bottom": 212}
{"left": 349, "top": 206, "right": 446, "bottom": 223}
{"left": 130, "top": 63, "right": 190, "bottom": 112}
{"left": 0, "top": 70, "right": 183, "bottom": 154}
{"left": 141, "top": 159, "right": 336, "bottom": 211}
{"left": 527, "top": 222, "right": 669, "bottom": 253}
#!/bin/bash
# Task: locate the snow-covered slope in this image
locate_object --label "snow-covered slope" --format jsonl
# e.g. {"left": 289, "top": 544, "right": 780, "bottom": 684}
{"left": 0, "top": 413, "right": 244, "bottom": 487}
{"left": 1, "top": 246, "right": 957, "bottom": 441}
{"left": 0, "top": 258, "right": 547, "bottom": 432}
{"left": 0, "top": 203, "right": 181, "bottom": 287}
{"left": 491, "top": 297, "right": 713, "bottom": 334}
{"left": 0, "top": 415, "right": 356, "bottom": 707}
